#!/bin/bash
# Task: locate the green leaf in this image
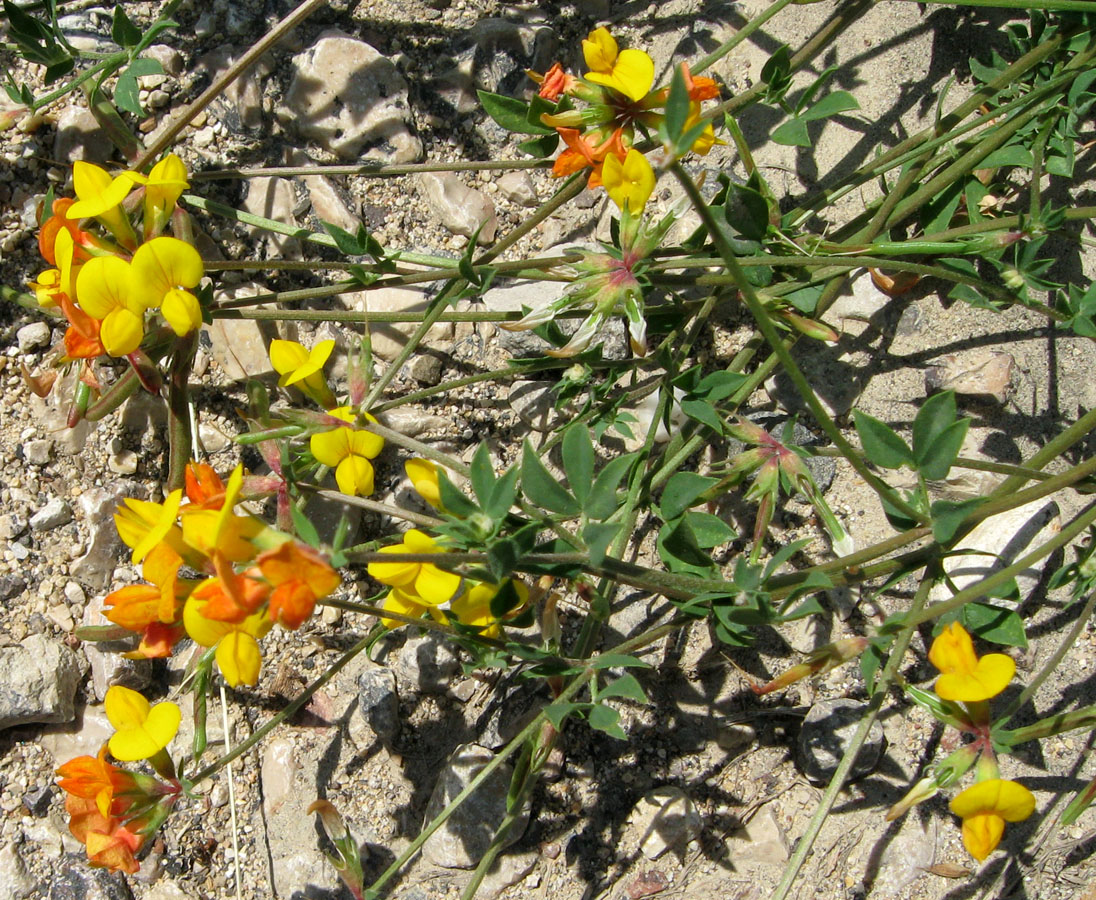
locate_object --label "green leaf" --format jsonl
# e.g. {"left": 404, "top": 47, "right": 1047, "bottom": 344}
{"left": 599, "top": 673, "right": 648, "bottom": 703}
{"left": 517, "top": 131, "right": 559, "bottom": 157}
{"left": 587, "top": 703, "right": 627, "bottom": 740}
{"left": 477, "top": 90, "right": 553, "bottom": 134}
{"left": 521, "top": 440, "right": 580, "bottom": 516}
{"left": 725, "top": 181, "right": 770, "bottom": 242}
{"left": 771, "top": 117, "right": 810, "bottom": 147}
{"left": 680, "top": 398, "right": 724, "bottom": 434}
{"left": 853, "top": 410, "right": 913, "bottom": 469}
{"left": 931, "top": 497, "right": 984, "bottom": 544}
{"left": 979, "top": 145, "right": 1033, "bottom": 169}
{"left": 660, "top": 472, "right": 719, "bottom": 521}
{"left": 589, "top": 653, "right": 652, "bottom": 670}
{"left": 912, "top": 391, "right": 957, "bottom": 460}
{"left": 484, "top": 465, "right": 520, "bottom": 519}
{"left": 693, "top": 371, "right": 748, "bottom": 401}
{"left": 111, "top": 5, "right": 142, "bottom": 48}
{"left": 469, "top": 443, "right": 495, "bottom": 505}
{"left": 583, "top": 521, "right": 619, "bottom": 568}
{"left": 543, "top": 702, "right": 580, "bottom": 731}
{"left": 113, "top": 72, "right": 143, "bottom": 117}
{"left": 917, "top": 418, "right": 969, "bottom": 481}
{"left": 800, "top": 90, "right": 859, "bottom": 122}
{"left": 586, "top": 453, "right": 637, "bottom": 521}
{"left": 959, "top": 602, "right": 1028, "bottom": 648}
{"left": 663, "top": 65, "right": 689, "bottom": 147}
{"left": 487, "top": 578, "right": 524, "bottom": 617}
{"left": 657, "top": 517, "right": 715, "bottom": 575}
{"left": 290, "top": 502, "right": 321, "bottom": 548}
{"left": 437, "top": 471, "right": 479, "bottom": 517}
{"left": 783, "top": 284, "right": 824, "bottom": 314}
{"left": 683, "top": 511, "right": 735, "bottom": 548}
{"left": 562, "top": 426, "right": 595, "bottom": 506}
{"left": 323, "top": 221, "right": 367, "bottom": 255}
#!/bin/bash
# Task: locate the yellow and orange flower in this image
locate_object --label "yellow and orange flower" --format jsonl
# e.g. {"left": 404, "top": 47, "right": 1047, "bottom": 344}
{"left": 929, "top": 622, "right": 1015, "bottom": 703}
{"left": 256, "top": 540, "right": 341, "bottom": 630}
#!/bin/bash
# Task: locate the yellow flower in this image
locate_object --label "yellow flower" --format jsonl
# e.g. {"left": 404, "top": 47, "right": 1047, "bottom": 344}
{"left": 950, "top": 778, "right": 1035, "bottom": 861}
{"left": 104, "top": 685, "right": 181, "bottom": 762}
{"left": 448, "top": 579, "right": 530, "bottom": 638}
{"left": 75, "top": 256, "right": 147, "bottom": 357}
{"left": 183, "top": 595, "right": 273, "bottom": 688}
{"left": 367, "top": 529, "right": 461, "bottom": 606}
{"left": 310, "top": 406, "right": 385, "bottom": 497}
{"left": 406, "top": 458, "right": 442, "bottom": 508}
{"left": 180, "top": 464, "right": 263, "bottom": 562}
{"left": 66, "top": 161, "right": 144, "bottom": 249}
{"left": 269, "top": 339, "right": 337, "bottom": 409}
{"left": 114, "top": 490, "right": 184, "bottom": 565}
{"left": 380, "top": 587, "right": 448, "bottom": 629}
{"left": 143, "top": 153, "right": 189, "bottom": 237}
{"left": 582, "top": 27, "right": 654, "bottom": 102}
{"left": 929, "top": 622, "right": 1015, "bottom": 702}
{"left": 602, "top": 148, "right": 656, "bottom": 214}
{"left": 130, "top": 236, "right": 204, "bottom": 336}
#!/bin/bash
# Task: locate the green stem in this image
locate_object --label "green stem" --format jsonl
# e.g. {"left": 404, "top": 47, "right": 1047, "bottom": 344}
{"left": 29, "top": 52, "right": 125, "bottom": 112}
{"left": 771, "top": 578, "right": 932, "bottom": 900}
{"left": 691, "top": 0, "right": 796, "bottom": 75}
{"left": 670, "top": 162, "right": 929, "bottom": 526}
{"left": 166, "top": 332, "right": 198, "bottom": 490}
{"left": 997, "top": 703, "right": 1096, "bottom": 746}
{"left": 994, "top": 406, "right": 1096, "bottom": 496}
{"left": 190, "top": 158, "right": 551, "bottom": 180}
{"left": 902, "top": 0, "right": 1096, "bottom": 9}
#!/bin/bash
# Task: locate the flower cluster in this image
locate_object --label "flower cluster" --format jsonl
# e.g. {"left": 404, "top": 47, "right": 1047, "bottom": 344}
{"left": 367, "top": 460, "right": 529, "bottom": 636}
{"left": 890, "top": 622, "right": 1034, "bottom": 863}
{"left": 56, "top": 686, "right": 183, "bottom": 873}
{"left": 530, "top": 27, "right": 721, "bottom": 213}
{"left": 31, "top": 155, "right": 204, "bottom": 360}
{"left": 104, "top": 461, "right": 340, "bottom": 686}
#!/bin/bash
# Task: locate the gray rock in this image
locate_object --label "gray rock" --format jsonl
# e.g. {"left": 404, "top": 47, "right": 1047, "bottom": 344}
{"left": 825, "top": 270, "right": 889, "bottom": 324}
{"left": 53, "top": 106, "right": 110, "bottom": 164}
{"left": 47, "top": 862, "right": 134, "bottom": 899}
{"left": 0, "top": 841, "right": 34, "bottom": 898}
{"left": 508, "top": 380, "right": 563, "bottom": 432}
{"left": 409, "top": 353, "right": 443, "bottom": 385}
{"left": 0, "top": 635, "right": 84, "bottom": 730}
{"left": 377, "top": 407, "right": 453, "bottom": 439}
{"left": 292, "top": 153, "right": 360, "bottom": 233}
{"left": 22, "top": 439, "right": 52, "bottom": 466}
{"left": 629, "top": 786, "right": 702, "bottom": 860}
{"left": 455, "top": 18, "right": 558, "bottom": 97}
{"left": 481, "top": 278, "right": 562, "bottom": 356}
{"left": 81, "top": 593, "right": 152, "bottom": 702}
{"left": 22, "top": 784, "right": 53, "bottom": 816}
{"left": 280, "top": 32, "right": 421, "bottom": 162}
{"left": 17, "top": 321, "right": 50, "bottom": 351}
{"left": 343, "top": 286, "right": 454, "bottom": 361}
{"left": 0, "top": 574, "right": 26, "bottom": 600}
{"left": 925, "top": 349, "right": 1015, "bottom": 404}
{"left": 422, "top": 743, "right": 530, "bottom": 868}
{"left": 70, "top": 483, "right": 132, "bottom": 591}
{"left": 727, "top": 804, "right": 789, "bottom": 866}
{"left": 796, "top": 698, "right": 885, "bottom": 785}
{"left": 30, "top": 497, "right": 72, "bottom": 532}
{"left": 496, "top": 171, "right": 538, "bottom": 207}
{"left": 417, "top": 172, "right": 498, "bottom": 244}
{"left": 357, "top": 666, "right": 400, "bottom": 744}
{"left": 478, "top": 851, "right": 537, "bottom": 899}
{"left": 394, "top": 632, "right": 460, "bottom": 695}
{"left": 714, "top": 720, "right": 757, "bottom": 752}
{"left": 142, "top": 44, "right": 184, "bottom": 77}
{"left": 873, "top": 816, "right": 936, "bottom": 896}
{"left": 0, "top": 515, "right": 26, "bottom": 540}
{"left": 196, "top": 47, "right": 270, "bottom": 134}
{"left": 241, "top": 176, "right": 301, "bottom": 258}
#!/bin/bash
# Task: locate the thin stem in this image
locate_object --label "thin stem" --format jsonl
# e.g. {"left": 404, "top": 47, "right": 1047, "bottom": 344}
{"left": 190, "top": 158, "right": 551, "bottom": 180}
{"left": 994, "top": 406, "right": 1096, "bottom": 496}
{"left": 691, "top": 0, "right": 795, "bottom": 75}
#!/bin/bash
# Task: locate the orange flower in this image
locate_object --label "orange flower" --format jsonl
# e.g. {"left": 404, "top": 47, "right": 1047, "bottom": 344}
{"left": 56, "top": 746, "right": 133, "bottom": 818}
{"left": 38, "top": 197, "right": 93, "bottom": 266}
{"left": 256, "top": 541, "right": 341, "bottom": 629}
{"left": 190, "top": 555, "right": 270, "bottom": 623}
{"left": 185, "top": 461, "right": 227, "bottom": 509}
{"left": 532, "top": 62, "right": 576, "bottom": 101}
{"left": 64, "top": 794, "right": 144, "bottom": 874}
{"left": 552, "top": 127, "right": 628, "bottom": 187}
{"left": 60, "top": 295, "right": 106, "bottom": 359}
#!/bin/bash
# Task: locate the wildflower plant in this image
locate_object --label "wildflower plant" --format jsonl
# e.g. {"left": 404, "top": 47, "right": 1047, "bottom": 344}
{"left": 12, "top": 3, "right": 1096, "bottom": 897}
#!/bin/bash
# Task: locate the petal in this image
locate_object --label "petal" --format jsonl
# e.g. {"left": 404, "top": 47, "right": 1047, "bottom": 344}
{"left": 406, "top": 459, "right": 442, "bottom": 507}
{"left": 142, "top": 700, "right": 182, "bottom": 750}
{"left": 103, "top": 685, "right": 150, "bottom": 731}
{"left": 961, "top": 812, "right": 1004, "bottom": 862}
{"left": 949, "top": 778, "right": 1036, "bottom": 821}
{"left": 347, "top": 414, "right": 384, "bottom": 459}
{"left": 161, "top": 288, "right": 202, "bottom": 336}
{"left": 403, "top": 529, "right": 439, "bottom": 552}
{"left": 311, "top": 424, "right": 351, "bottom": 467}
{"left": 76, "top": 256, "right": 131, "bottom": 320}
{"left": 130, "top": 489, "right": 183, "bottom": 564}
{"left": 935, "top": 652, "right": 1016, "bottom": 702}
{"left": 183, "top": 596, "right": 233, "bottom": 646}
{"left": 381, "top": 587, "right": 428, "bottom": 628}
{"left": 216, "top": 631, "right": 263, "bottom": 687}
{"left": 367, "top": 549, "right": 419, "bottom": 587}
{"left": 929, "top": 621, "right": 979, "bottom": 676}
{"left": 582, "top": 27, "right": 617, "bottom": 73}
{"left": 269, "top": 339, "right": 310, "bottom": 377}
{"left": 130, "top": 236, "right": 204, "bottom": 306}
{"left": 100, "top": 307, "right": 145, "bottom": 357}
{"left": 601, "top": 151, "right": 624, "bottom": 193}
{"left": 414, "top": 563, "right": 461, "bottom": 605}
{"left": 108, "top": 728, "right": 161, "bottom": 762}
{"left": 609, "top": 49, "right": 655, "bottom": 102}
{"left": 282, "top": 339, "right": 335, "bottom": 386}
{"left": 68, "top": 162, "right": 135, "bottom": 219}
{"left": 335, "top": 455, "right": 375, "bottom": 496}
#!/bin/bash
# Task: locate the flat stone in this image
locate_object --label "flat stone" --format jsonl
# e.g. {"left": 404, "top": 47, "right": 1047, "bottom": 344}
{"left": 825, "top": 269, "right": 890, "bottom": 324}
{"left": 481, "top": 278, "right": 561, "bottom": 356}
{"left": 17, "top": 321, "right": 50, "bottom": 351}
{"left": 377, "top": 407, "right": 453, "bottom": 439}
{"left": 409, "top": 353, "right": 443, "bottom": 385}
{"left": 925, "top": 349, "right": 1015, "bottom": 404}
{"left": 394, "top": 632, "right": 460, "bottom": 695}
{"left": 53, "top": 106, "right": 109, "bottom": 163}
{"left": 241, "top": 176, "right": 302, "bottom": 258}
{"left": 70, "top": 483, "right": 133, "bottom": 591}
{"left": 873, "top": 816, "right": 936, "bottom": 896}
{"left": 0, "top": 635, "right": 84, "bottom": 730}
{"left": 715, "top": 720, "right": 757, "bottom": 752}
{"left": 496, "top": 171, "right": 538, "bottom": 207}
{"left": 479, "top": 851, "right": 538, "bottom": 899}
{"left": 48, "top": 862, "right": 135, "bottom": 899}
{"left": 629, "top": 786, "right": 702, "bottom": 860}
{"left": 422, "top": 743, "right": 530, "bottom": 868}
{"left": 30, "top": 497, "right": 72, "bottom": 531}
{"left": 0, "top": 841, "right": 34, "bottom": 898}
{"left": 796, "top": 698, "right": 885, "bottom": 785}
{"left": 508, "top": 380, "right": 563, "bottom": 432}
{"left": 204, "top": 282, "right": 287, "bottom": 381}
{"left": 928, "top": 498, "right": 1060, "bottom": 607}
{"left": 417, "top": 172, "right": 497, "bottom": 243}
{"left": 196, "top": 47, "right": 270, "bottom": 133}
{"left": 342, "top": 286, "right": 454, "bottom": 361}
{"left": 22, "top": 438, "right": 52, "bottom": 466}
{"left": 728, "top": 804, "right": 789, "bottom": 866}
{"left": 357, "top": 666, "right": 400, "bottom": 744}
{"left": 456, "top": 18, "right": 559, "bottom": 97}
{"left": 279, "top": 31, "right": 421, "bottom": 162}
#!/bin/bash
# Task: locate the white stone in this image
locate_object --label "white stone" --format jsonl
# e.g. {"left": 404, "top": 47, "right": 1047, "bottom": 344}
{"left": 16, "top": 321, "right": 50, "bottom": 351}
{"left": 343, "top": 286, "right": 454, "bottom": 361}
{"left": 495, "top": 171, "right": 538, "bottom": 207}
{"left": 417, "top": 172, "right": 498, "bottom": 243}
